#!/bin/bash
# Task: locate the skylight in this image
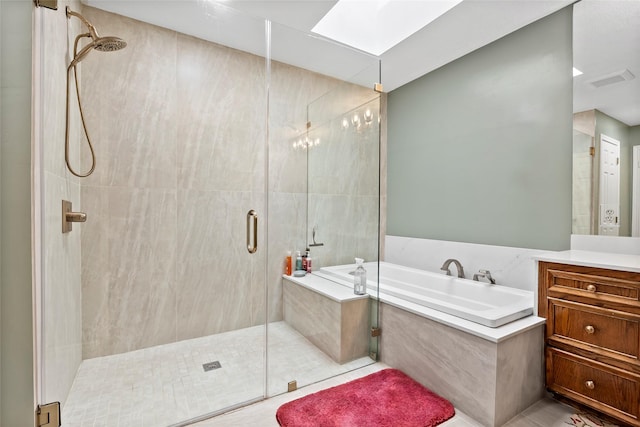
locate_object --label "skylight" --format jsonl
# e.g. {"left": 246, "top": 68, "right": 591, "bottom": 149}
{"left": 573, "top": 67, "right": 583, "bottom": 77}
{"left": 312, "top": 0, "right": 463, "bottom": 56}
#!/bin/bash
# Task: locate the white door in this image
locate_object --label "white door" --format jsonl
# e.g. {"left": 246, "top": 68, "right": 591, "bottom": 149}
{"left": 633, "top": 145, "right": 640, "bottom": 237}
{"left": 599, "top": 134, "right": 621, "bottom": 235}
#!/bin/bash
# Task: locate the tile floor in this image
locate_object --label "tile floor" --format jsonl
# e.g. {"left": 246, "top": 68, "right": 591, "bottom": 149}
{"left": 62, "top": 321, "right": 620, "bottom": 427}
{"left": 62, "top": 321, "right": 373, "bottom": 427}
{"left": 190, "top": 363, "right": 620, "bottom": 427}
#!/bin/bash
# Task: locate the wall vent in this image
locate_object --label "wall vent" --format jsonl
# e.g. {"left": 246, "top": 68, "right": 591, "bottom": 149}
{"left": 587, "top": 69, "right": 635, "bottom": 88}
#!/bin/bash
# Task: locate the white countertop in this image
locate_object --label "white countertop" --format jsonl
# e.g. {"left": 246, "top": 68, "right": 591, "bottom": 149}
{"left": 535, "top": 250, "right": 640, "bottom": 273}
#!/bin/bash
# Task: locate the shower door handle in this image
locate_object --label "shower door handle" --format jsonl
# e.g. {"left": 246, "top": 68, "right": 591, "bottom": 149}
{"left": 246, "top": 210, "right": 258, "bottom": 254}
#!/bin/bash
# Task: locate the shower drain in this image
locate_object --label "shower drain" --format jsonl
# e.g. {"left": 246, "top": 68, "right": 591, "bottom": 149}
{"left": 203, "top": 361, "right": 222, "bottom": 372}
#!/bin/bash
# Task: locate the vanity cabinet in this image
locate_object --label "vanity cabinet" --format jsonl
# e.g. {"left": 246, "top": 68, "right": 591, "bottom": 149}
{"left": 539, "top": 261, "right": 640, "bottom": 426}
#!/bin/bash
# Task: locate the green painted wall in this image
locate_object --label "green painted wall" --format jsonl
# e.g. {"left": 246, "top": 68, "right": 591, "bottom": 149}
{"left": 595, "top": 110, "right": 632, "bottom": 236}
{"left": 631, "top": 125, "right": 640, "bottom": 147}
{"left": 387, "top": 7, "right": 573, "bottom": 250}
{"left": 1, "top": 1, "right": 34, "bottom": 426}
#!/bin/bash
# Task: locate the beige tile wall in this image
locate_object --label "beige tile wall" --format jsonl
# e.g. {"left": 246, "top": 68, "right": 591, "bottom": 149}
{"left": 77, "top": 7, "right": 378, "bottom": 359}
{"left": 307, "top": 96, "right": 381, "bottom": 269}
{"left": 41, "top": 0, "right": 84, "bottom": 408}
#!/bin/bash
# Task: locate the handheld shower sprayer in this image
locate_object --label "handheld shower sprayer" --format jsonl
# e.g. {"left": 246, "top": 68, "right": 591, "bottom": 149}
{"left": 64, "top": 7, "right": 126, "bottom": 177}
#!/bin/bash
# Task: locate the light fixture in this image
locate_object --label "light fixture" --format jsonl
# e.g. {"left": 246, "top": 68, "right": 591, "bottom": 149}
{"left": 573, "top": 67, "right": 583, "bottom": 77}
{"left": 312, "top": 0, "right": 463, "bottom": 56}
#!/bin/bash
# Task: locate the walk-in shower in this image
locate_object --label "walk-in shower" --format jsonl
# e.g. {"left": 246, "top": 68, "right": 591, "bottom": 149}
{"left": 35, "top": 3, "right": 381, "bottom": 426}
{"left": 65, "top": 7, "right": 126, "bottom": 177}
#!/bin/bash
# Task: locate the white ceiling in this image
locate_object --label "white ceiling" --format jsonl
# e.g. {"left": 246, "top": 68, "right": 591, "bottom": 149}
{"left": 83, "top": 0, "right": 639, "bottom": 126}
{"left": 573, "top": 0, "right": 640, "bottom": 126}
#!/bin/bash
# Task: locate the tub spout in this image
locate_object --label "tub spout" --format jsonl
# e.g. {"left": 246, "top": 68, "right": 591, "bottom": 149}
{"left": 440, "top": 259, "right": 465, "bottom": 279}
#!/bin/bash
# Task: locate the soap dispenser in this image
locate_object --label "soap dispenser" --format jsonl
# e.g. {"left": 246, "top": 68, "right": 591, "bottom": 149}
{"left": 295, "top": 251, "right": 303, "bottom": 271}
{"left": 354, "top": 258, "right": 367, "bottom": 295}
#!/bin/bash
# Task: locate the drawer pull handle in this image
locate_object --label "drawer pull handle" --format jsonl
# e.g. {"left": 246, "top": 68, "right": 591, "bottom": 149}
{"left": 585, "top": 380, "right": 595, "bottom": 390}
{"left": 584, "top": 325, "right": 595, "bottom": 334}
{"left": 586, "top": 284, "right": 597, "bottom": 292}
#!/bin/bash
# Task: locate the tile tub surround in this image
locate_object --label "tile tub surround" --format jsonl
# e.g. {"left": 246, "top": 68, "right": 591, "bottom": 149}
{"left": 379, "top": 302, "right": 545, "bottom": 427}
{"left": 283, "top": 275, "right": 370, "bottom": 364}
{"left": 385, "top": 236, "right": 550, "bottom": 293}
{"left": 385, "top": 235, "right": 550, "bottom": 314}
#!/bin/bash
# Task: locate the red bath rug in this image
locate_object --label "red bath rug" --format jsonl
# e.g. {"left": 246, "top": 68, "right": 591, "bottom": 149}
{"left": 275, "top": 368, "right": 455, "bottom": 427}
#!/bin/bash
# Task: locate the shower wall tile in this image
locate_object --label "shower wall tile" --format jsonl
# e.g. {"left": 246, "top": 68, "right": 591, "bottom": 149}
{"left": 108, "top": 279, "right": 177, "bottom": 355}
{"left": 106, "top": 187, "right": 178, "bottom": 353}
{"left": 43, "top": 0, "right": 83, "bottom": 181}
{"left": 40, "top": 0, "right": 84, "bottom": 408}
{"left": 306, "top": 95, "right": 381, "bottom": 270}
{"left": 81, "top": 7, "right": 178, "bottom": 189}
{"left": 269, "top": 61, "right": 336, "bottom": 194}
{"left": 107, "top": 187, "right": 177, "bottom": 286}
{"left": 267, "top": 191, "right": 307, "bottom": 322}
{"left": 308, "top": 98, "right": 380, "bottom": 197}
{"left": 75, "top": 6, "right": 380, "bottom": 360}
{"left": 43, "top": 172, "right": 82, "bottom": 405}
{"left": 308, "top": 194, "right": 379, "bottom": 269}
{"left": 176, "top": 189, "right": 265, "bottom": 340}
{"left": 80, "top": 186, "right": 110, "bottom": 359}
{"left": 176, "top": 34, "right": 266, "bottom": 193}
{"left": 81, "top": 186, "right": 178, "bottom": 358}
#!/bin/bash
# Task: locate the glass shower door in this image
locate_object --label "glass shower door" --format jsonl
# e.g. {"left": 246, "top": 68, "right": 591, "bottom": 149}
{"left": 35, "top": 2, "right": 270, "bottom": 426}
{"left": 267, "top": 21, "right": 382, "bottom": 396}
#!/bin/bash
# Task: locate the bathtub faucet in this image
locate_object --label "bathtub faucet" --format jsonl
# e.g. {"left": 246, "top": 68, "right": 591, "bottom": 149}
{"left": 473, "top": 269, "right": 496, "bottom": 284}
{"left": 440, "top": 259, "right": 465, "bottom": 279}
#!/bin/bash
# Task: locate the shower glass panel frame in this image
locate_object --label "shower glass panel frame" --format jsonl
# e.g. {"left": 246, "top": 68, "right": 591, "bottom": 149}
{"left": 34, "top": 2, "right": 383, "bottom": 426}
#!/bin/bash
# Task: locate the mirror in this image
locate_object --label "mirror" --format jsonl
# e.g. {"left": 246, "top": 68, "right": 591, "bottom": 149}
{"left": 572, "top": 1, "right": 640, "bottom": 237}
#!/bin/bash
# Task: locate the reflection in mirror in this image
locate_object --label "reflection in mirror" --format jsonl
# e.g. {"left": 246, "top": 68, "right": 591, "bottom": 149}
{"left": 572, "top": 1, "right": 640, "bottom": 237}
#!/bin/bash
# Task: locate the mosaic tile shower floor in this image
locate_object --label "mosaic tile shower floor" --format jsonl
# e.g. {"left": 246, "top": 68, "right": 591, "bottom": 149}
{"left": 62, "top": 321, "right": 371, "bottom": 427}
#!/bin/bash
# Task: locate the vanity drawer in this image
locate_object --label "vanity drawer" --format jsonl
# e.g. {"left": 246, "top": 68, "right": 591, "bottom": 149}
{"left": 541, "top": 264, "right": 640, "bottom": 311}
{"left": 547, "top": 348, "right": 640, "bottom": 422}
{"left": 549, "top": 299, "right": 640, "bottom": 359}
